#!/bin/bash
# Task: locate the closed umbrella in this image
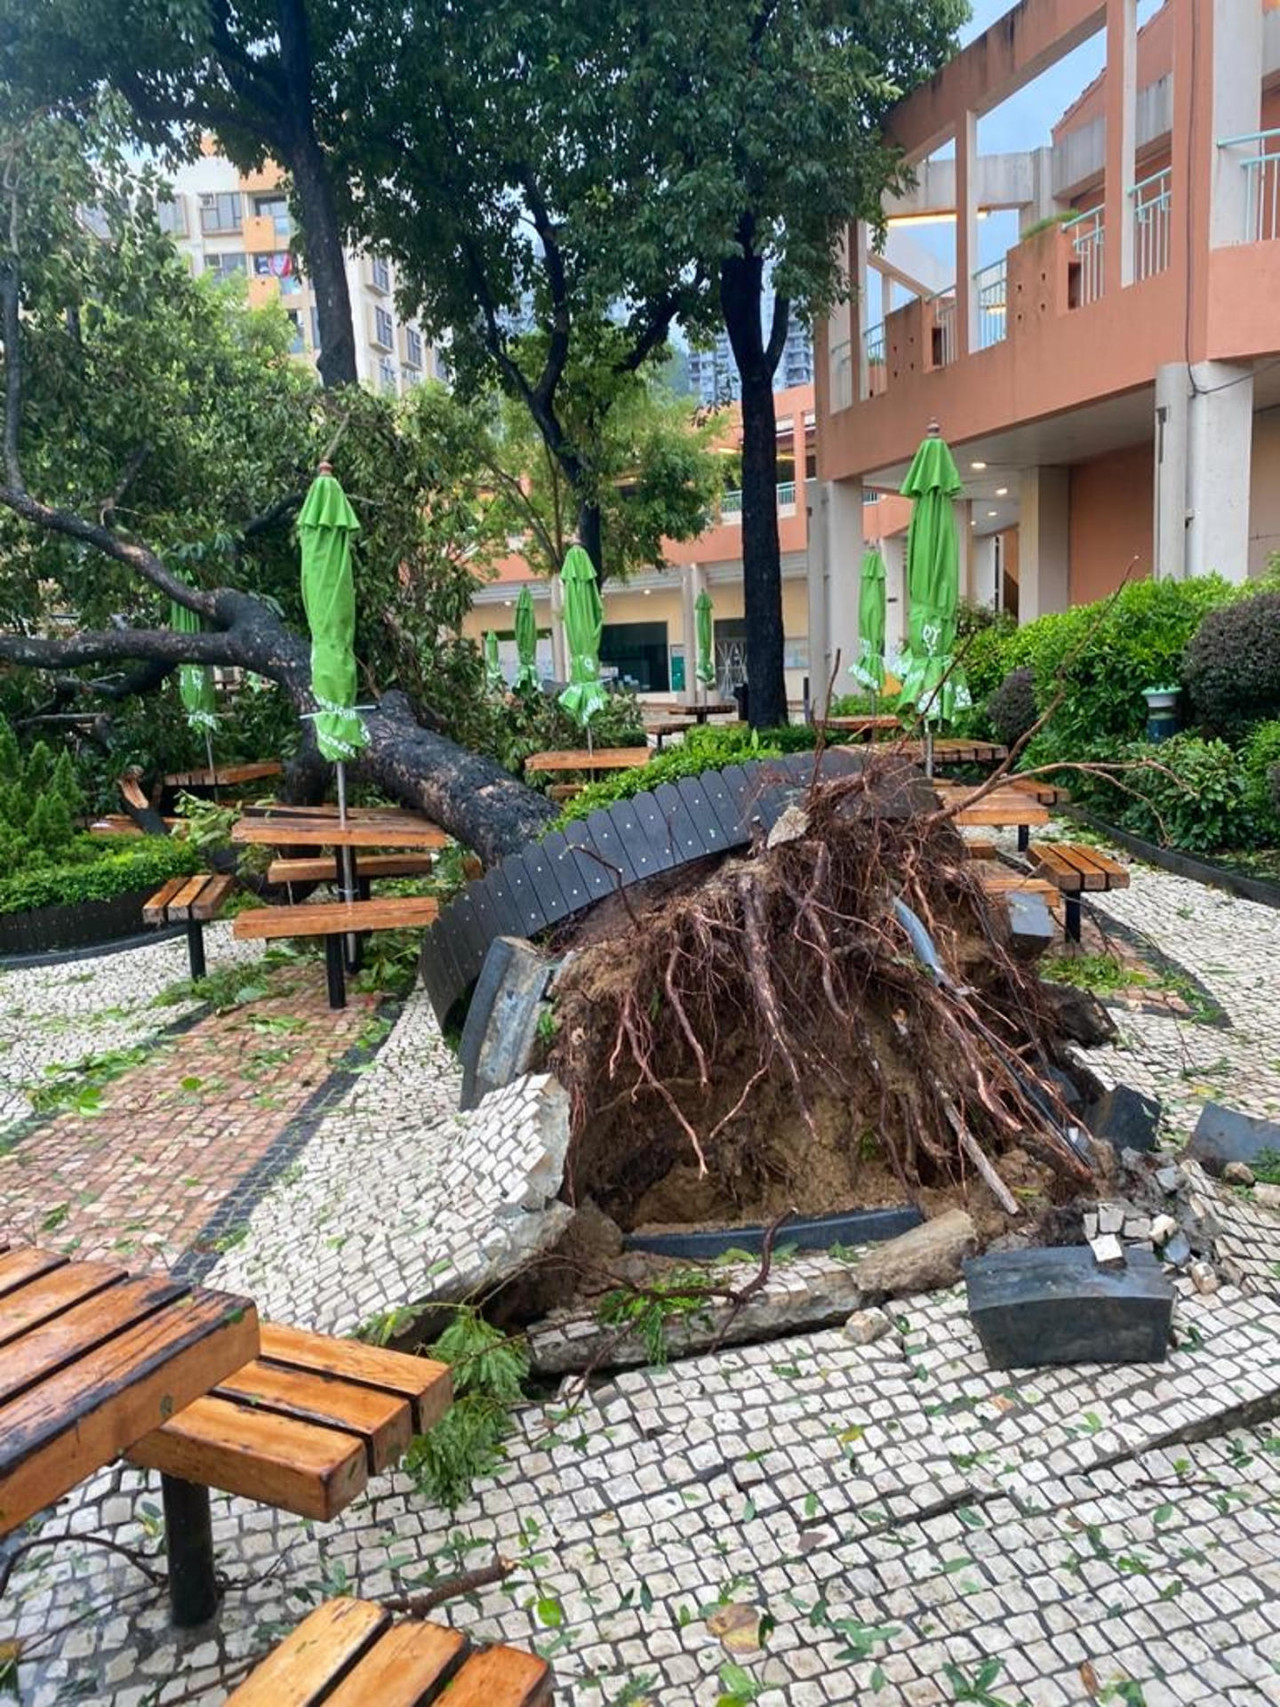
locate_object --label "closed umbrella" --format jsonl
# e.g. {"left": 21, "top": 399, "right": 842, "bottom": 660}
{"left": 850, "top": 547, "right": 886, "bottom": 695}
{"left": 514, "top": 587, "right": 539, "bottom": 692}
{"left": 557, "top": 544, "right": 607, "bottom": 741}
{"left": 895, "top": 425, "right": 969, "bottom": 777}
{"left": 483, "top": 629, "right": 504, "bottom": 692}
{"left": 170, "top": 581, "right": 219, "bottom": 786}
{"left": 695, "top": 589, "right": 716, "bottom": 695}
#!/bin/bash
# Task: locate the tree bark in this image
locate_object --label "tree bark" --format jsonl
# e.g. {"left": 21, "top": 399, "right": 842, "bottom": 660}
{"left": 576, "top": 501, "right": 604, "bottom": 581}
{"left": 288, "top": 132, "right": 358, "bottom": 390}
{"left": 719, "top": 249, "right": 788, "bottom": 730}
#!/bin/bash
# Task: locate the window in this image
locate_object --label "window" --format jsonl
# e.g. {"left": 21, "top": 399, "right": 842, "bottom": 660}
{"left": 253, "top": 194, "right": 292, "bottom": 238}
{"left": 156, "top": 197, "right": 187, "bottom": 236}
{"left": 373, "top": 306, "right": 395, "bottom": 349}
{"left": 285, "top": 310, "right": 305, "bottom": 354}
{"left": 204, "top": 252, "right": 247, "bottom": 280}
{"left": 199, "top": 191, "right": 242, "bottom": 233}
{"left": 379, "top": 356, "right": 398, "bottom": 393}
{"left": 403, "top": 326, "right": 423, "bottom": 369}
{"left": 371, "top": 256, "right": 391, "bottom": 292}
{"left": 253, "top": 251, "right": 301, "bottom": 294}
{"left": 403, "top": 365, "right": 422, "bottom": 388}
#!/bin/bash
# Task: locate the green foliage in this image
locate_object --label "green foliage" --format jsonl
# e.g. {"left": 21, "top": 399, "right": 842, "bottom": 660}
{"left": 985, "top": 668, "right": 1038, "bottom": 748}
{"left": 1249, "top": 1148, "right": 1280, "bottom": 1185}
{"left": 1090, "top": 734, "right": 1255, "bottom": 855}
{"left": 27, "top": 1042, "right": 152, "bottom": 1116}
{"left": 1240, "top": 719, "right": 1280, "bottom": 832}
{"left": 1183, "top": 591, "right": 1280, "bottom": 735}
{"left": 403, "top": 1311, "right": 529, "bottom": 1510}
{"left": 492, "top": 685, "right": 647, "bottom": 780}
{"left": 0, "top": 718, "right": 87, "bottom": 866}
{"left": 0, "top": 834, "right": 199, "bottom": 916}
{"left": 1039, "top": 953, "right": 1151, "bottom": 996}
{"left": 597, "top": 1269, "right": 712, "bottom": 1366}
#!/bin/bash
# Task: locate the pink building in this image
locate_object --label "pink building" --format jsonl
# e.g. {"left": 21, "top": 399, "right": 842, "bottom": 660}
{"left": 812, "top": 0, "right": 1280, "bottom": 681}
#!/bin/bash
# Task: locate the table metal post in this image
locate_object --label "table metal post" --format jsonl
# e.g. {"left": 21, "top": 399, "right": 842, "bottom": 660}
{"left": 324, "top": 933, "right": 347, "bottom": 1008}
{"left": 1018, "top": 824, "right": 1030, "bottom": 853}
{"left": 185, "top": 920, "right": 206, "bottom": 982}
{"left": 162, "top": 1473, "right": 219, "bottom": 1627}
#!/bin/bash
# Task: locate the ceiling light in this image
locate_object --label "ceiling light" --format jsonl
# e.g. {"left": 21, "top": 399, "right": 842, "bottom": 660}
{"left": 995, "top": 486, "right": 1008, "bottom": 496}
{"left": 970, "top": 460, "right": 987, "bottom": 471}
{"left": 503, "top": 599, "right": 513, "bottom": 606}
{"left": 987, "top": 510, "right": 998, "bottom": 518}
{"left": 643, "top": 588, "right": 652, "bottom": 595}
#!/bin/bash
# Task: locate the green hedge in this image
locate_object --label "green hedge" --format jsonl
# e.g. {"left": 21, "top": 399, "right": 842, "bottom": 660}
{"left": 0, "top": 836, "right": 201, "bottom": 917}
{"left": 554, "top": 724, "right": 819, "bottom": 825}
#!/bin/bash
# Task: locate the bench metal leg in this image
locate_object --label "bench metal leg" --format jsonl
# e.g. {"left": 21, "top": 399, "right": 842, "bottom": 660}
{"left": 185, "top": 919, "right": 207, "bottom": 982}
{"left": 1065, "top": 894, "right": 1082, "bottom": 943}
{"left": 324, "top": 933, "right": 347, "bottom": 1009}
{"left": 1017, "top": 825, "right": 1030, "bottom": 853}
{"left": 161, "top": 1473, "right": 218, "bottom": 1627}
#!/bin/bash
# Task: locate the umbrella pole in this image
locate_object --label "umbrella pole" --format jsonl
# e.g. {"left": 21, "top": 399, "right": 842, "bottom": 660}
{"left": 204, "top": 730, "right": 218, "bottom": 802}
{"left": 924, "top": 724, "right": 935, "bottom": 780}
{"left": 336, "top": 761, "right": 359, "bottom": 968}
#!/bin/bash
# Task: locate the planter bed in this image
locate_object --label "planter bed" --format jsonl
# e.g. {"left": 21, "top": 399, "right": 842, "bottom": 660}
{"left": 1073, "top": 813, "right": 1280, "bottom": 912}
{"left": 0, "top": 886, "right": 160, "bottom": 959}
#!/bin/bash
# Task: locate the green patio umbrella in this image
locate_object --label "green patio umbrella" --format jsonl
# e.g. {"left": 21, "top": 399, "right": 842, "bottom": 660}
{"left": 298, "top": 462, "right": 367, "bottom": 775}
{"left": 514, "top": 586, "right": 540, "bottom": 692}
{"left": 557, "top": 544, "right": 607, "bottom": 736}
{"left": 850, "top": 547, "right": 887, "bottom": 694}
{"left": 895, "top": 425, "right": 969, "bottom": 776}
{"left": 484, "top": 628, "right": 504, "bottom": 692}
{"left": 695, "top": 589, "right": 716, "bottom": 691}
{"left": 169, "top": 578, "right": 219, "bottom": 784}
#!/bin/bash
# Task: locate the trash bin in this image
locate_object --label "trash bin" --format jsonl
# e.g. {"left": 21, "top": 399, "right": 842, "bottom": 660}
{"left": 1142, "top": 686, "right": 1180, "bottom": 744}
{"left": 732, "top": 682, "right": 749, "bottom": 722}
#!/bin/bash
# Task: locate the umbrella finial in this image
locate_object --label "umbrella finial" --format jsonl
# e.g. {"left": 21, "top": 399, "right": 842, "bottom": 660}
{"left": 318, "top": 459, "right": 334, "bottom": 475}
{"left": 925, "top": 419, "right": 941, "bottom": 438}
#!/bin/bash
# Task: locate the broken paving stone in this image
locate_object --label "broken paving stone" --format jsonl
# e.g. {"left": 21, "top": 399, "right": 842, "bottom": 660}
{"left": 1222, "top": 1161, "right": 1256, "bottom": 1186}
{"left": 1155, "top": 1165, "right": 1185, "bottom": 1195}
{"left": 1082, "top": 1084, "right": 1162, "bottom": 1154}
{"left": 1162, "top": 1232, "right": 1192, "bottom": 1267}
{"left": 1190, "top": 1260, "right": 1220, "bottom": 1295}
{"left": 1089, "top": 1234, "right": 1125, "bottom": 1268}
{"left": 1255, "top": 1182, "right": 1280, "bottom": 1211}
{"left": 965, "top": 1245, "right": 1173, "bottom": 1369}
{"left": 1097, "top": 1203, "right": 1125, "bottom": 1236}
{"left": 853, "top": 1208, "right": 976, "bottom": 1300}
{"left": 1187, "top": 1101, "right": 1280, "bottom": 1178}
{"left": 842, "top": 1307, "right": 893, "bottom": 1346}
{"left": 707, "top": 1604, "right": 764, "bottom": 1656}
{"left": 1149, "top": 1213, "right": 1178, "bottom": 1245}
{"left": 1007, "top": 891, "right": 1055, "bottom": 959}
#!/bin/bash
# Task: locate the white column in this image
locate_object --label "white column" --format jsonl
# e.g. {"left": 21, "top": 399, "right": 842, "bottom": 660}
{"left": 853, "top": 222, "right": 871, "bottom": 402}
{"left": 1185, "top": 362, "right": 1254, "bottom": 582}
{"left": 955, "top": 111, "right": 979, "bottom": 357}
{"left": 1210, "top": 0, "right": 1263, "bottom": 248}
{"left": 881, "top": 533, "right": 908, "bottom": 655}
{"left": 1104, "top": 0, "right": 1137, "bottom": 294}
{"left": 807, "top": 485, "right": 832, "bottom": 715}
{"left": 1018, "top": 468, "right": 1070, "bottom": 621}
{"left": 825, "top": 478, "right": 864, "bottom": 688}
{"left": 680, "top": 563, "right": 698, "bottom": 705}
{"left": 1154, "top": 364, "right": 1190, "bottom": 580}
{"left": 971, "top": 535, "right": 999, "bottom": 610}
{"left": 549, "top": 574, "right": 567, "bottom": 680}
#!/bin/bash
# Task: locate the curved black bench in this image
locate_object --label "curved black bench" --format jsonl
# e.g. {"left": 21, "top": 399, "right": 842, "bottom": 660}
{"left": 420, "top": 749, "right": 928, "bottom": 1026}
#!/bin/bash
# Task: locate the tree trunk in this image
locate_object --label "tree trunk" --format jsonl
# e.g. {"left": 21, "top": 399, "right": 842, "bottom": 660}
{"left": 719, "top": 252, "right": 788, "bottom": 730}
{"left": 289, "top": 135, "right": 358, "bottom": 390}
{"left": 577, "top": 500, "right": 604, "bottom": 579}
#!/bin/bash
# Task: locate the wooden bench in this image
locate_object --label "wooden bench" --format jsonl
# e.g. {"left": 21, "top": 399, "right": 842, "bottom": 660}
{"left": 225, "top": 1598, "right": 552, "bottom": 1707}
{"left": 524, "top": 747, "right": 650, "bottom": 776}
{"left": 1029, "top": 841, "right": 1130, "bottom": 941}
{"left": 165, "top": 760, "right": 283, "bottom": 790}
{"left": 961, "top": 836, "right": 999, "bottom": 861}
{"left": 1009, "top": 776, "right": 1073, "bottom": 806}
{"left": 143, "top": 873, "right": 236, "bottom": 979}
{"left": 234, "top": 894, "right": 440, "bottom": 1008}
{"left": 129, "top": 1323, "right": 452, "bottom": 1626}
{"left": 267, "top": 853, "right": 437, "bottom": 888}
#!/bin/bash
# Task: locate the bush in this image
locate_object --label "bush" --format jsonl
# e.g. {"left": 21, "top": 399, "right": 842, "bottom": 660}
{"left": 955, "top": 604, "right": 1016, "bottom": 707}
{"left": 0, "top": 835, "right": 201, "bottom": 916}
{"left": 1093, "top": 734, "right": 1254, "bottom": 855}
{"left": 986, "top": 668, "right": 1038, "bottom": 748}
{"left": 1241, "top": 718, "right": 1280, "bottom": 832}
{"left": 0, "top": 719, "right": 87, "bottom": 866}
{"left": 1183, "top": 591, "right": 1280, "bottom": 735}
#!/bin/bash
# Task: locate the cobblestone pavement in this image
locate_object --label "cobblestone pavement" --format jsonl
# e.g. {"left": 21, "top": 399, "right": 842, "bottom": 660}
{"left": 5, "top": 848, "right": 1280, "bottom": 1703}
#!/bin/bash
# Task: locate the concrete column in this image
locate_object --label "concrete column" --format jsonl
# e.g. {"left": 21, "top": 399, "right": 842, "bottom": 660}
{"left": 1018, "top": 468, "right": 1070, "bottom": 622}
{"left": 957, "top": 500, "right": 975, "bottom": 600}
{"left": 1209, "top": 0, "right": 1263, "bottom": 249}
{"left": 807, "top": 485, "right": 831, "bottom": 714}
{"left": 825, "top": 478, "right": 864, "bottom": 686}
{"left": 881, "top": 534, "right": 908, "bottom": 655}
{"left": 955, "top": 111, "right": 978, "bottom": 357}
{"left": 1185, "top": 362, "right": 1254, "bottom": 582}
{"left": 1153, "top": 363, "right": 1190, "bottom": 580}
{"left": 971, "top": 535, "right": 999, "bottom": 610}
{"left": 549, "top": 574, "right": 567, "bottom": 680}
{"left": 1104, "top": 0, "right": 1137, "bottom": 295}
{"left": 1029, "top": 146, "right": 1057, "bottom": 224}
{"left": 853, "top": 221, "right": 871, "bottom": 402}
{"left": 680, "top": 563, "right": 698, "bottom": 705}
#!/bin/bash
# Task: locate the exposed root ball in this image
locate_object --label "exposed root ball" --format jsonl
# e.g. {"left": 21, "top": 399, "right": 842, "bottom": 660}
{"left": 547, "top": 763, "right": 1092, "bottom": 1229}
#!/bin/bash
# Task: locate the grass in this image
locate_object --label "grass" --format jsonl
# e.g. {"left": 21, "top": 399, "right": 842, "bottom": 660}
{"left": 1039, "top": 952, "right": 1154, "bottom": 996}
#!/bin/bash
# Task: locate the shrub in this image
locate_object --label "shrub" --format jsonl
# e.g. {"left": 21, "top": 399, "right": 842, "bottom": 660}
{"left": 1183, "top": 592, "right": 1280, "bottom": 734}
{"left": 0, "top": 719, "right": 88, "bottom": 866}
{"left": 0, "top": 836, "right": 200, "bottom": 916}
{"left": 986, "top": 668, "right": 1038, "bottom": 748}
{"left": 955, "top": 605, "right": 1017, "bottom": 707}
{"left": 1240, "top": 718, "right": 1280, "bottom": 832}
{"left": 1094, "top": 734, "right": 1254, "bottom": 855}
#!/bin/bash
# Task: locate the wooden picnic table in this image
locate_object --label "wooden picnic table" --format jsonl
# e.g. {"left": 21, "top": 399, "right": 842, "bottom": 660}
{"left": 644, "top": 719, "right": 695, "bottom": 749}
{"left": 902, "top": 737, "right": 1008, "bottom": 766}
{"left": 524, "top": 747, "right": 651, "bottom": 775}
{"left": 164, "top": 760, "right": 283, "bottom": 790}
{"left": 812, "top": 713, "right": 902, "bottom": 737}
{"left": 665, "top": 701, "right": 737, "bottom": 724}
{"left": 933, "top": 782, "right": 1050, "bottom": 851}
{"left": 231, "top": 804, "right": 451, "bottom": 850}
{"left": 0, "top": 1243, "right": 259, "bottom": 1603}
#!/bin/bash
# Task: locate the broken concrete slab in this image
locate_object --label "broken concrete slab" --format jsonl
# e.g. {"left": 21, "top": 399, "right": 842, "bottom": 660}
{"left": 854, "top": 1208, "right": 976, "bottom": 1300}
{"left": 1188, "top": 1101, "right": 1280, "bottom": 1179}
{"left": 1006, "top": 891, "right": 1055, "bottom": 960}
{"left": 458, "top": 936, "right": 559, "bottom": 1111}
{"left": 964, "top": 1245, "right": 1174, "bottom": 1369}
{"left": 1082, "top": 1084, "right": 1162, "bottom": 1155}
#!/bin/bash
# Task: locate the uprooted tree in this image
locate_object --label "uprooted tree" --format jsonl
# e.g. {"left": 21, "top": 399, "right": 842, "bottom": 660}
{"left": 0, "top": 112, "right": 556, "bottom": 864}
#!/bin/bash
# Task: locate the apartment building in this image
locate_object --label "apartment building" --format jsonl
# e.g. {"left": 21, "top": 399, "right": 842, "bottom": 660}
{"left": 687, "top": 302, "right": 815, "bottom": 407}
{"left": 812, "top": 0, "right": 1280, "bottom": 688}
{"left": 161, "top": 149, "right": 436, "bottom": 396}
{"left": 462, "top": 385, "right": 819, "bottom": 707}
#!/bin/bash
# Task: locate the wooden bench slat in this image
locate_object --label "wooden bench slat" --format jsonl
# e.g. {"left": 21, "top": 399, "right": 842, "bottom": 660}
{"left": 961, "top": 837, "right": 999, "bottom": 861}
{"left": 1029, "top": 843, "right": 1084, "bottom": 891}
{"left": 0, "top": 1263, "right": 125, "bottom": 1351}
{"left": 0, "top": 1275, "right": 182, "bottom": 1405}
{"left": 445, "top": 1645, "right": 554, "bottom": 1707}
{"left": 143, "top": 876, "right": 189, "bottom": 923}
{"left": 234, "top": 896, "right": 440, "bottom": 940}
{"left": 187, "top": 873, "right": 235, "bottom": 921}
{"left": 129, "top": 1393, "right": 368, "bottom": 1522}
{"left": 1046, "top": 844, "right": 1108, "bottom": 889}
{"left": 259, "top": 1324, "right": 452, "bottom": 1435}
{"left": 973, "top": 868, "right": 1061, "bottom": 901}
{"left": 165, "top": 761, "right": 283, "bottom": 788}
{"left": 524, "top": 748, "right": 650, "bottom": 773}
{"left": 213, "top": 1362, "right": 412, "bottom": 1475}
{"left": 323, "top": 1621, "right": 468, "bottom": 1707}
{"left": 224, "top": 1599, "right": 390, "bottom": 1707}
{"left": 0, "top": 1248, "right": 67, "bottom": 1300}
{"left": 267, "top": 854, "right": 436, "bottom": 885}
{"left": 166, "top": 874, "right": 213, "bottom": 919}
{"left": 0, "top": 1295, "right": 259, "bottom": 1534}
{"left": 1063, "top": 844, "right": 1129, "bottom": 885}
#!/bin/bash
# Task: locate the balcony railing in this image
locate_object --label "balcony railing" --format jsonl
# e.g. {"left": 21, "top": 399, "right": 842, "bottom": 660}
{"left": 1131, "top": 167, "right": 1172, "bottom": 281}
{"left": 1064, "top": 206, "right": 1105, "bottom": 306}
{"left": 829, "top": 338, "right": 853, "bottom": 411}
{"left": 777, "top": 481, "right": 797, "bottom": 509}
{"left": 863, "top": 322, "right": 887, "bottom": 397}
{"left": 1220, "top": 128, "right": 1280, "bottom": 242}
{"left": 973, "top": 258, "right": 1007, "bottom": 349}
{"left": 720, "top": 482, "right": 799, "bottom": 522}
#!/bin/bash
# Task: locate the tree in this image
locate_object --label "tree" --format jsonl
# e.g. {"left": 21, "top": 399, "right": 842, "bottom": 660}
{"left": 596, "top": 0, "right": 966, "bottom": 726}
{"left": 0, "top": 112, "right": 552, "bottom": 863}
{"left": 0, "top": 0, "right": 360, "bottom": 387}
